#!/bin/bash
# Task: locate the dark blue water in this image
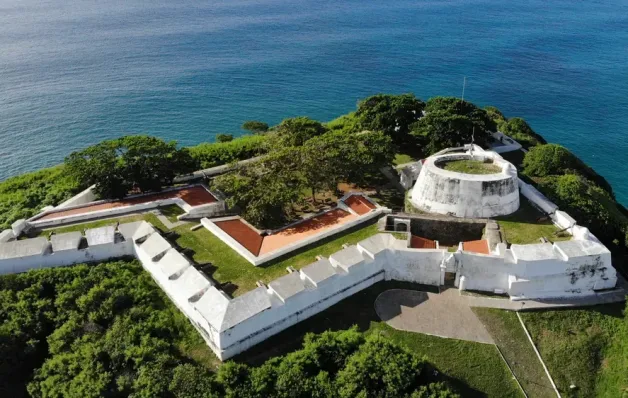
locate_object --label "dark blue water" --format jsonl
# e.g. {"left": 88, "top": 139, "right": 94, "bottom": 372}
{"left": 1, "top": 0, "right": 628, "bottom": 203}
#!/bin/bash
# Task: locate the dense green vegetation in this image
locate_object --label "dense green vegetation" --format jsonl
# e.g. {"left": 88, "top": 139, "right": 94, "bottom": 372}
{"left": 189, "top": 134, "right": 269, "bottom": 169}
{"left": 212, "top": 129, "right": 394, "bottom": 228}
{"left": 521, "top": 303, "right": 627, "bottom": 397}
{"left": 0, "top": 262, "right": 462, "bottom": 398}
{"left": 0, "top": 166, "right": 80, "bottom": 230}
{"left": 0, "top": 260, "right": 212, "bottom": 398}
{"left": 441, "top": 159, "right": 501, "bottom": 175}
{"left": 411, "top": 97, "right": 495, "bottom": 154}
{"left": 65, "top": 135, "right": 197, "bottom": 198}
{"left": 523, "top": 144, "right": 613, "bottom": 194}
{"left": 355, "top": 93, "right": 425, "bottom": 144}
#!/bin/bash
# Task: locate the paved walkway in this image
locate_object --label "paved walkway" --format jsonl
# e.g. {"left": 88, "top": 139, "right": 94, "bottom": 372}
{"left": 374, "top": 285, "right": 626, "bottom": 343}
{"left": 374, "top": 289, "right": 494, "bottom": 344}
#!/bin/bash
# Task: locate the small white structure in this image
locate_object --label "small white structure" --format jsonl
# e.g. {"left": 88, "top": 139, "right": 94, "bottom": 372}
{"left": 410, "top": 145, "right": 520, "bottom": 218}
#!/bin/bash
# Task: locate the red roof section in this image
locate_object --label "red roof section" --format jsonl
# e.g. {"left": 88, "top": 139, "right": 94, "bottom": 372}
{"left": 214, "top": 219, "right": 265, "bottom": 256}
{"left": 38, "top": 186, "right": 216, "bottom": 221}
{"left": 462, "top": 240, "right": 489, "bottom": 255}
{"left": 344, "top": 195, "right": 376, "bottom": 215}
{"left": 410, "top": 235, "right": 437, "bottom": 249}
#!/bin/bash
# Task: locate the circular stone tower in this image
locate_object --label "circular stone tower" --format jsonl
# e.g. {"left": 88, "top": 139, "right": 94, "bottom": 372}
{"left": 409, "top": 148, "right": 520, "bottom": 218}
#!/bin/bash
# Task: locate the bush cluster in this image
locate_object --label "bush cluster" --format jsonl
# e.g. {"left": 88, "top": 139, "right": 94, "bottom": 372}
{"left": 189, "top": 134, "right": 269, "bottom": 169}
{"left": 0, "top": 166, "right": 79, "bottom": 230}
{"left": 0, "top": 261, "right": 457, "bottom": 398}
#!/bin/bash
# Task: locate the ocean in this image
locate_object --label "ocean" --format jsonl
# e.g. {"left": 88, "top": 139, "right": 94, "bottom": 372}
{"left": 1, "top": 0, "right": 627, "bottom": 204}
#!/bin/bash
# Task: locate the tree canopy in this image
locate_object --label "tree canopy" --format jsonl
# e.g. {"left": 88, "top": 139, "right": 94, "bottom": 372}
{"left": 0, "top": 262, "right": 459, "bottom": 398}
{"left": 410, "top": 97, "right": 495, "bottom": 154}
{"left": 212, "top": 130, "right": 394, "bottom": 227}
{"left": 65, "top": 136, "right": 198, "bottom": 199}
{"left": 355, "top": 94, "right": 425, "bottom": 144}
{"left": 271, "top": 117, "right": 328, "bottom": 147}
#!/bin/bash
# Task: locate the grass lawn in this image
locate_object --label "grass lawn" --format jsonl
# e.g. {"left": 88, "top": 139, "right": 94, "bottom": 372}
{"left": 473, "top": 308, "right": 555, "bottom": 397}
{"left": 495, "top": 198, "right": 571, "bottom": 244}
{"left": 394, "top": 153, "right": 415, "bottom": 165}
{"left": 236, "top": 281, "right": 523, "bottom": 398}
{"left": 442, "top": 159, "right": 502, "bottom": 174}
{"left": 520, "top": 304, "right": 627, "bottom": 397}
{"left": 171, "top": 220, "right": 384, "bottom": 296}
{"left": 34, "top": 212, "right": 166, "bottom": 236}
{"left": 159, "top": 204, "right": 186, "bottom": 223}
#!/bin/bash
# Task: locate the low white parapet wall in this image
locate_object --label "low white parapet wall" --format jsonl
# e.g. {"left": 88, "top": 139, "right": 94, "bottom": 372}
{"left": 0, "top": 239, "right": 133, "bottom": 275}
{"left": 29, "top": 184, "right": 225, "bottom": 229}
{"left": 55, "top": 185, "right": 98, "bottom": 209}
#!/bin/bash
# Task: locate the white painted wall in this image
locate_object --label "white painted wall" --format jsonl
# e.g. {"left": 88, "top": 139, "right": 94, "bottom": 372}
{"left": 0, "top": 241, "right": 133, "bottom": 275}
{"left": 410, "top": 150, "right": 520, "bottom": 218}
{"left": 384, "top": 248, "right": 444, "bottom": 285}
{"left": 56, "top": 185, "right": 98, "bottom": 209}
{"left": 457, "top": 251, "right": 510, "bottom": 292}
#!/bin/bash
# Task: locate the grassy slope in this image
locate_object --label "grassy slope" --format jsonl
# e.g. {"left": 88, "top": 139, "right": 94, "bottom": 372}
{"left": 473, "top": 308, "right": 555, "bottom": 397}
{"left": 237, "top": 281, "right": 523, "bottom": 398}
{"left": 520, "top": 304, "right": 627, "bottom": 397}
{"left": 495, "top": 198, "right": 571, "bottom": 244}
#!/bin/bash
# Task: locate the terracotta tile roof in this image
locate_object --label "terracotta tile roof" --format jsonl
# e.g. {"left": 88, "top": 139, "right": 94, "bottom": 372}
{"left": 38, "top": 186, "right": 216, "bottom": 221}
{"left": 410, "top": 235, "right": 437, "bottom": 249}
{"left": 344, "top": 195, "right": 376, "bottom": 215}
{"left": 214, "top": 219, "right": 264, "bottom": 256}
{"left": 213, "top": 209, "right": 357, "bottom": 257}
{"left": 462, "top": 240, "right": 489, "bottom": 255}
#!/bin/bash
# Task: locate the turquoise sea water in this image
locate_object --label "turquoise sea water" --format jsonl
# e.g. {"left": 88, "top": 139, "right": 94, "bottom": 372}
{"left": 1, "top": 0, "right": 627, "bottom": 203}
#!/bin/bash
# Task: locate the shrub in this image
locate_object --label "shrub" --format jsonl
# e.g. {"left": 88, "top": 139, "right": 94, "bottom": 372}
{"left": 241, "top": 120, "right": 269, "bottom": 134}
{"left": 0, "top": 166, "right": 80, "bottom": 229}
{"left": 501, "top": 117, "right": 546, "bottom": 149}
{"left": 536, "top": 175, "right": 626, "bottom": 245}
{"left": 216, "top": 133, "right": 234, "bottom": 143}
{"left": 523, "top": 144, "right": 614, "bottom": 194}
{"left": 189, "top": 134, "right": 269, "bottom": 169}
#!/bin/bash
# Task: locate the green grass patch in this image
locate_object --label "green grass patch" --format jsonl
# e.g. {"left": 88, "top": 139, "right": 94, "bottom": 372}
{"left": 495, "top": 198, "right": 571, "bottom": 244}
{"left": 473, "top": 308, "right": 555, "bottom": 397}
{"left": 442, "top": 159, "right": 502, "bottom": 174}
{"left": 236, "top": 281, "right": 523, "bottom": 398}
{"left": 394, "top": 153, "right": 415, "bottom": 165}
{"left": 520, "top": 304, "right": 627, "bottom": 397}
{"left": 159, "top": 204, "right": 186, "bottom": 223}
{"left": 34, "top": 213, "right": 166, "bottom": 237}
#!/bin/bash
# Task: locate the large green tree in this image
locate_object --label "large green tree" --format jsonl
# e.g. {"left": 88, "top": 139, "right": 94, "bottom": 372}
{"left": 411, "top": 97, "right": 495, "bottom": 154}
{"left": 355, "top": 94, "right": 425, "bottom": 144}
{"left": 272, "top": 117, "right": 328, "bottom": 147}
{"left": 212, "top": 149, "right": 303, "bottom": 228}
{"left": 65, "top": 135, "right": 198, "bottom": 199}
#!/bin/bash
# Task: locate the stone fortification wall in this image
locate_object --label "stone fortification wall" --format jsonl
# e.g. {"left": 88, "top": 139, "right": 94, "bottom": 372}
{"left": 410, "top": 148, "right": 520, "bottom": 218}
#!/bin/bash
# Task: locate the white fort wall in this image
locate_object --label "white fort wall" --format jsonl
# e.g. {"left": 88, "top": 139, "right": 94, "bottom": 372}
{"left": 410, "top": 146, "right": 520, "bottom": 218}
{"left": 28, "top": 184, "right": 224, "bottom": 229}
{"left": 0, "top": 222, "right": 618, "bottom": 360}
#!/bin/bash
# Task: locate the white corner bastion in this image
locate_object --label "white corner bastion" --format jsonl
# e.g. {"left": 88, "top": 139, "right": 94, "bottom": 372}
{"left": 410, "top": 146, "right": 520, "bottom": 218}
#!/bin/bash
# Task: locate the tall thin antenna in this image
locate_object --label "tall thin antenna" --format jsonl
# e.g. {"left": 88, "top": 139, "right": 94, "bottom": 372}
{"left": 461, "top": 76, "right": 467, "bottom": 102}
